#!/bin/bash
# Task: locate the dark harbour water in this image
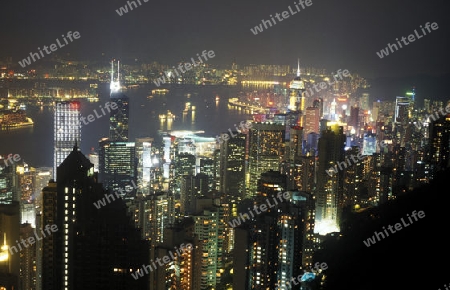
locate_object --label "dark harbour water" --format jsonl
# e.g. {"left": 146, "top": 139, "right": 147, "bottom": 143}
{"left": 0, "top": 84, "right": 253, "bottom": 168}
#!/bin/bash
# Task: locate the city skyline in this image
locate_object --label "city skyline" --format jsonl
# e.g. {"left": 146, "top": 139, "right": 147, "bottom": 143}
{"left": 1, "top": 0, "right": 449, "bottom": 289}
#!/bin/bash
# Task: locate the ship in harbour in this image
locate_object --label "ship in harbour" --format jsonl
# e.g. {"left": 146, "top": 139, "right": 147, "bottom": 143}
{"left": 0, "top": 110, "right": 34, "bottom": 129}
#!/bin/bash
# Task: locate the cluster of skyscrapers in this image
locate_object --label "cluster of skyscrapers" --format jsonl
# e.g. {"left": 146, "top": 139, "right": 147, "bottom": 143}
{"left": 0, "top": 59, "right": 449, "bottom": 290}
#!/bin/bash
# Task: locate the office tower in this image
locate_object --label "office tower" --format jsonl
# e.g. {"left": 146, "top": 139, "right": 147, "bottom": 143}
{"left": 305, "top": 132, "right": 319, "bottom": 155}
{"left": 37, "top": 180, "right": 56, "bottom": 290}
{"left": 313, "top": 98, "right": 323, "bottom": 119}
{"left": 406, "top": 87, "right": 416, "bottom": 116}
{"left": 315, "top": 124, "right": 345, "bottom": 235}
{"left": 0, "top": 156, "right": 18, "bottom": 204}
{"left": 349, "top": 105, "right": 360, "bottom": 127}
{"left": 429, "top": 114, "right": 450, "bottom": 175}
{"left": 424, "top": 98, "right": 431, "bottom": 113}
{"left": 151, "top": 219, "right": 200, "bottom": 290}
{"left": 362, "top": 133, "right": 377, "bottom": 156}
{"left": 98, "top": 138, "right": 137, "bottom": 194}
{"left": 293, "top": 190, "right": 315, "bottom": 267}
{"left": 219, "top": 131, "right": 246, "bottom": 197}
{"left": 199, "top": 158, "right": 214, "bottom": 191}
{"left": 282, "top": 126, "right": 303, "bottom": 189}
{"left": 217, "top": 195, "right": 235, "bottom": 255}
{"left": 341, "top": 146, "right": 366, "bottom": 208}
{"left": 174, "top": 153, "right": 196, "bottom": 195}
{"left": 360, "top": 92, "right": 370, "bottom": 111}
{"left": 176, "top": 153, "right": 196, "bottom": 177}
{"left": 19, "top": 223, "right": 36, "bottom": 290}
{"left": 329, "top": 98, "right": 337, "bottom": 121}
{"left": 213, "top": 149, "right": 221, "bottom": 191}
{"left": 247, "top": 122, "right": 285, "bottom": 197}
{"left": 395, "top": 96, "right": 410, "bottom": 124}
{"left": 180, "top": 174, "right": 208, "bottom": 214}
{"left": 232, "top": 227, "right": 250, "bottom": 290}
{"left": 110, "top": 61, "right": 129, "bottom": 142}
{"left": 33, "top": 167, "right": 52, "bottom": 217}
{"left": 372, "top": 101, "right": 380, "bottom": 122}
{"left": 135, "top": 137, "right": 154, "bottom": 196}
{"left": 288, "top": 126, "right": 303, "bottom": 159}
{"left": 133, "top": 192, "right": 175, "bottom": 246}
{"left": 53, "top": 101, "right": 81, "bottom": 180}
{"left": 319, "top": 119, "right": 329, "bottom": 137}
{"left": 109, "top": 95, "right": 129, "bottom": 142}
{"left": 0, "top": 202, "right": 20, "bottom": 290}
{"left": 192, "top": 202, "right": 224, "bottom": 289}
{"left": 305, "top": 107, "right": 320, "bottom": 136}
{"left": 232, "top": 191, "right": 312, "bottom": 290}
{"left": 290, "top": 155, "right": 316, "bottom": 193}
{"left": 15, "top": 163, "right": 38, "bottom": 227}
{"left": 289, "top": 59, "right": 306, "bottom": 114}
{"left": 42, "top": 145, "right": 149, "bottom": 290}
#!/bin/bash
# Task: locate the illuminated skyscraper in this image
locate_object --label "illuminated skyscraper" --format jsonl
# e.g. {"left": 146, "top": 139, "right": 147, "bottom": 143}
{"left": 0, "top": 202, "right": 20, "bottom": 290}
{"left": 315, "top": 123, "right": 345, "bottom": 235}
{"left": 429, "top": 114, "right": 450, "bottom": 175}
{"left": 0, "top": 156, "right": 18, "bottom": 204}
{"left": 109, "top": 60, "right": 129, "bottom": 142}
{"left": 219, "top": 131, "right": 246, "bottom": 197}
{"left": 289, "top": 59, "right": 306, "bottom": 118}
{"left": 305, "top": 107, "right": 320, "bottom": 135}
{"left": 191, "top": 198, "right": 226, "bottom": 290}
{"left": 135, "top": 137, "right": 154, "bottom": 196}
{"left": 98, "top": 138, "right": 137, "bottom": 193}
{"left": 232, "top": 191, "right": 314, "bottom": 290}
{"left": 247, "top": 122, "right": 285, "bottom": 197}
{"left": 53, "top": 101, "right": 81, "bottom": 180}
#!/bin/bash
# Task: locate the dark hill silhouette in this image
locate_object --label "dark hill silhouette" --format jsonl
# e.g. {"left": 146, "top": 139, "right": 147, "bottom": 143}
{"left": 315, "top": 168, "right": 450, "bottom": 290}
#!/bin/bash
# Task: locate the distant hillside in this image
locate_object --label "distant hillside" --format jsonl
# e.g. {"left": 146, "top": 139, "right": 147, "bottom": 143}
{"left": 366, "top": 73, "right": 450, "bottom": 105}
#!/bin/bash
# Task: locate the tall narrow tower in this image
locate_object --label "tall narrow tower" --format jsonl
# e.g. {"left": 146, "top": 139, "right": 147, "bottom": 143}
{"left": 109, "top": 60, "right": 129, "bottom": 142}
{"left": 53, "top": 101, "right": 81, "bottom": 180}
{"left": 289, "top": 59, "right": 306, "bottom": 125}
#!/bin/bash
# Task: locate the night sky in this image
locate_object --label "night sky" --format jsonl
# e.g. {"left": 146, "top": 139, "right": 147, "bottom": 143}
{"left": 1, "top": 0, "right": 449, "bottom": 78}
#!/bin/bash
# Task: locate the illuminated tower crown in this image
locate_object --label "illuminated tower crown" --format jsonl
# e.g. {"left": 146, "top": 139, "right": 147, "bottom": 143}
{"left": 110, "top": 60, "right": 121, "bottom": 96}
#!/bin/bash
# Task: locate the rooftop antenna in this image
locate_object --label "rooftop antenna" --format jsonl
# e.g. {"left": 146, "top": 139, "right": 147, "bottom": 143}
{"left": 111, "top": 60, "right": 114, "bottom": 83}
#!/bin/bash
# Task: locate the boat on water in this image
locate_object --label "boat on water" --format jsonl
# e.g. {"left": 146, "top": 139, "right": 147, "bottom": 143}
{"left": 1, "top": 117, "right": 34, "bottom": 129}
{"left": 152, "top": 88, "right": 169, "bottom": 95}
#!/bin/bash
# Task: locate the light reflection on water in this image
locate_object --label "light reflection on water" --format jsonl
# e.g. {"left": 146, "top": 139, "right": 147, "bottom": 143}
{"left": 0, "top": 84, "right": 252, "bottom": 167}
